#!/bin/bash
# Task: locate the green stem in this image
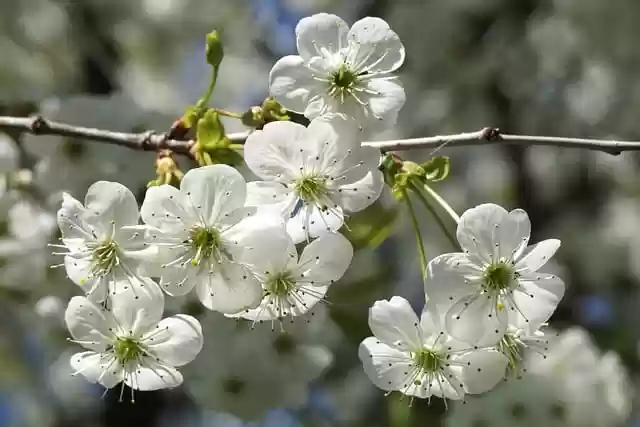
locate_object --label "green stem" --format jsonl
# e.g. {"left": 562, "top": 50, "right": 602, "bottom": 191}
{"left": 214, "top": 108, "right": 243, "bottom": 119}
{"left": 409, "top": 182, "right": 460, "bottom": 251}
{"left": 229, "top": 143, "right": 244, "bottom": 150}
{"left": 422, "top": 183, "right": 461, "bottom": 224}
{"left": 403, "top": 190, "right": 427, "bottom": 278}
{"left": 198, "top": 66, "right": 219, "bottom": 108}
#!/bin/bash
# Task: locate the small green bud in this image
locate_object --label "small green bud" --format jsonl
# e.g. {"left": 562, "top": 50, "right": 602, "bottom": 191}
{"left": 182, "top": 104, "right": 202, "bottom": 129}
{"left": 401, "top": 161, "right": 426, "bottom": 178}
{"left": 196, "top": 109, "right": 225, "bottom": 149}
{"left": 205, "top": 30, "right": 224, "bottom": 69}
{"left": 241, "top": 106, "right": 265, "bottom": 128}
{"left": 421, "top": 156, "right": 451, "bottom": 182}
{"left": 262, "top": 97, "right": 289, "bottom": 121}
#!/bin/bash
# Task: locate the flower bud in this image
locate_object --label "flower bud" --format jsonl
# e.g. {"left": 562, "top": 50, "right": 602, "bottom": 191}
{"left": 205, "top": 30, "right": 224, "bottom": 69}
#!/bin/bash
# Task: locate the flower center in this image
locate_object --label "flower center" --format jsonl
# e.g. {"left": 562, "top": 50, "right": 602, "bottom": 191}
{"left": 265, "top": 272, "right": 296, "bottom": 297}
{"left": 413, "top": 348, "right": 442, "bottom": 376}
{"left": 483, "top": 261, "right": 516, "bottom": 291}
{"left": 328, "top": 64, "right": 358, "bottom": 103}
{"left": 189, "top": 226, "right": 222, "bottom": 266}
{"left": 114, "top": 337, "right": 143, "bottom": 364}
{"left": 88, "top": 239, "right": 119, "bottom": 280}
{"left": 294, "top": 175, "right": 328, "bottom": 203}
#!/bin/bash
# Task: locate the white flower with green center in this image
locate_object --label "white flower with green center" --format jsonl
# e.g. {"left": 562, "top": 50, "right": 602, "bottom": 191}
{"left": 359, "top": 297, "right": 508, "bottom": 401}
{"left": 497, "top": 324, "right": 552, "bottom": 378}
{"left": 425, "top": 203, "right": 565, "bottom": 344}
{"left": 243, "top": 117, "right": 383, "bottom": 243}
{"left": 65, "top": 283, "right": 203, "bottom": 396}
{"left": 140, "top": 164, "right": 286, "bottom": 314}
{"left": 229, "top": 232, "right": 353, "bottom": 322}
{"left": 54, "top": 181, "right": 158, "bottom": 302}
{"left": 270, "top": 13, "right": 406, "bottom": 130}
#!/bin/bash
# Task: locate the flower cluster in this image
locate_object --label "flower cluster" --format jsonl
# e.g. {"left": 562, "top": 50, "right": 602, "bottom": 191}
{"left": 45, "top": 11, "right": 626, "bottom": 420}
{"left": 359, "top": 203, "right": 565, "bottom": 400}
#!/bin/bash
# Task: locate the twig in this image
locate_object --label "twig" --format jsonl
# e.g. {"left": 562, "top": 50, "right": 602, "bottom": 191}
{"left": 1, "top": 117, "right": 639, "bottom": 156}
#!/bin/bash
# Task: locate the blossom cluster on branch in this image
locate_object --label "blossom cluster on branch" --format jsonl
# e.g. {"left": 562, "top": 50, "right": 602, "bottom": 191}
{"left": 15, "top": 10, "right": 626, "bottom": 423}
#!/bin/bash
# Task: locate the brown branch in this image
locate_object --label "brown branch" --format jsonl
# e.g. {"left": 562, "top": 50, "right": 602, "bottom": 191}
{"left": 1, "top": 116, "right": 638, "bottom": 156}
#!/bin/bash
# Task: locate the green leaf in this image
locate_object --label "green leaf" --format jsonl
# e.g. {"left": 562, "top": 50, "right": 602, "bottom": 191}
{"left": 196, "top": 109, "right": 225, "bottom": 148}
{"left": 181, "top": 104, "right": 201, "bottom": 129}
{"left": 421, "top": 156, "right": 450, "bottom": 182}
{"left": 342, "top": 200, "right": 398, "bottom": 250}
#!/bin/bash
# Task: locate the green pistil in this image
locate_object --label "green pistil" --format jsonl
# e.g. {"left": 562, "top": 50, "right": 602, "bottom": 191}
{"left": 293, "top": 175, "right": 327, "bottom": 203}
{"left": 89, "top": 239, "right": 119, "bottom": 279}
{"left": 499, "top": 333, "right": 522, "bottom": 376}
{"left": 266, "top": 272, "right": 295, "bottom": 296}
{"left": 190, "top": 226, "right": 221, "bottom": 266}
{"left": 413, "top": 348, "right": 442, "bottom": 380}
{"left": 483, "top": 261, "right": 516, "bottom": 291}
{"left": 329, "top": 64, "right": 358, "bottom": 102}
{"left": 114, "top": 337, "right": 143, "bottom": 364}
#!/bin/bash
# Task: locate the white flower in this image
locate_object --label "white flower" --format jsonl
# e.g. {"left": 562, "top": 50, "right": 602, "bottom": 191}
{"left": 65, "top": 284, "right": 203, "bottom": 395}
{"left": 270, "top": 13, "right": 406, "bottom": 129}
{"left": 243, "top": 117, "right": 384, "bottom": 243}
{"left": 140, "top": 164, "right": 285, "bottom": 314}
{"left": 229, "top": 231, "right": 353, "bottom": 322}
{"left": 359, "top": 297, "right": 508, "bottom": 401}
{"left": 54, "top": 181, "right": 157, "bottom": 301}
{"left": 526, "top": 327, "right": 633, "bottom": 427}
{"left": 425, "top": 203, "right": 565, "bottom": 344}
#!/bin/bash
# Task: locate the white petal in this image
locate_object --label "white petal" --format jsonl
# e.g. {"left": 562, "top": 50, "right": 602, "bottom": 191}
{"left": 358, "top": 336, "right": 413, "bottom": 391}
{"left": 222, "top": 211, "right": 287, "bottom": 263}
{"left": 143, "top": 314, "right": 203, "bottom": 367}
{"left": 57, "top": 192, "right": 93, "bottom": 241}
{"left": 269, "top": 55, "right": 319, "bottom": 114}
{"left": 236, "top": 223, "right": 295, "bottom": 274}
{"left": 425, "top": 253, "right": 479, "bottom": 304}
{"left": 444, "top": 294, "right": 507, "bottom": 345}
{"left": 346, "top": 17, "right": 405, "bottom": 73}
{"left": 195, "top": 262, "right": 263, "bottom": 314}
{"left": 180, "top": 165, "right": 246, "bottom": 226}
{"left": 109, "top": 281, "right": 165, "bottom": 337}
{"left": 369, "top": 297, "right": 422, "bottom": 350}
{"left": 243, "top": 121, "right": 309, "bottom": 181}
{"left": 496, "top": 208, "right": 531, "bottom": 261}
{"left": 296, "top": 13, "right": 348, "bottom": 60}
{"left": 304, "top": 95, "right": 329, "bottom": 119}
{"left": 285, "top": 202, "right": 344, "bottom": 244}
{"left": 333, "top": 170, "right": 384, "bottom": 213}
{"left": 84, "top": 181, "right": 139, "bottom": 226}
{"left": 457, "top": 203, "right": 511, "bottom": 264}
{"left": 126, "top": 357, "right": 183, "bottom": 391}
{"left": 362, "top": 78, "right": 406, "bottom": 123}
{"left": 159, "top": 264, "right": 198, "bottom": 296}
{"left": 64, "top": 255, "right": 95, "bottom": 289}
{"left": 515, "top": 239, "right": 560, "bottom": 272}
{"left": 245, "top": 181, "right": 291, "bottom": 208}
{"left": 295, "top": 232, "right": 353, "bottom": 284}
{"left": 306, "top": 115, "right": 364, "bottom": 176}
{"left": 70, "top": 351, "right": 122, "bottom": 389}
{"left": 140, "top": 185, "right": 194, "bottom": 234}
{"left": 510, "top": 273, "right": 565, "bottom": 331}
{"left": 65, "top": 296, "right": 114, "bottom": 351}
{"left": 458, "top": 349, "right": 508, "bottom": 394}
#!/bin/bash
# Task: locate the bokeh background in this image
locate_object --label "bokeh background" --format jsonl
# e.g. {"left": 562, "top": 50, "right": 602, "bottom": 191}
{"left": 1, "top": 0, "right": 639, "bottom": 426}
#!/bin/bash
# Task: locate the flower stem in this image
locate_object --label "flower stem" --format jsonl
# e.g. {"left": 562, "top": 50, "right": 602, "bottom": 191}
{"left": 403, "top": 190, "right": 427, "bottom": 278}
{"left": 214, "top": 108, "right": 243, "bottom": 119}
{"left": 421, "top": 183, "right": 461, "bottom": 224}
{"left": 198, "top": 66, "right": 219, "bottom": 108}
{"left": 229, "top": 143, "right": 244, "bottom": 150}
{"left": 409, "top": 182, "right": 460, "bottom": 251}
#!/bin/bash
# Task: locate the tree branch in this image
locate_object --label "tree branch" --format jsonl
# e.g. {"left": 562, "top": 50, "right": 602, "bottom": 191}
{"left": 1, "top": 116, "right": 638, "bottom": 156}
